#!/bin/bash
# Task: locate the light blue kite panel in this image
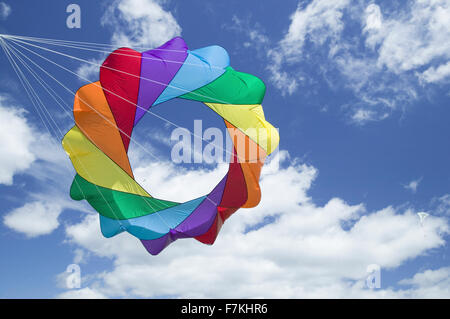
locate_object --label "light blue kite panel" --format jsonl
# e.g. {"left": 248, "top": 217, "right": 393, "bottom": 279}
{"left": 100, "top": 196, "right": 207, "bottom": 240}
{"left": 152, "top": 45, "right": 230, "bottom": 105}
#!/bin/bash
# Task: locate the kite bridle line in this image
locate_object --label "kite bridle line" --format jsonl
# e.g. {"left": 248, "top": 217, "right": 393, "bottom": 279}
{"left": 1, "top": 34, "right": 188, "bottom": 52}
{"left": 6, "top": 35, "right": 238, "bottom": 104}
{"left": 13, "top": 50, "right": 200, "bottom": 232}
{"left": 5, "top": 36, "right": 258, "bottom": 203}
{"left": 0, "top": 34, "right": 271, "bottom": 215}
{"left": 0, "top": 37, "right": 214, "bottom": 230}
{"left": 3, "top": 37, "right": 217, "bottom": 233}
{"left": 2, "top": 34, "right": 226, "bottom": 70}
{"left": 1, "top": 37, "right": 217, "bottom": 229}
{"left": 0, "top": 36, "right": 148, "bottom": 228}
{"left": 2, "top": 36, "right": 256, "bottom": 215}
{"left": 4, "top": 36, "right": 254, "bottom": 164}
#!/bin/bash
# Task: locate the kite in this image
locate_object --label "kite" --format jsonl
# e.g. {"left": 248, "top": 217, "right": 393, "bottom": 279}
{"left": 62, "top": 37, "right": 279, "bottom": 255}
{"left": 417, "top": 212, "right": 429, "bottom": 226}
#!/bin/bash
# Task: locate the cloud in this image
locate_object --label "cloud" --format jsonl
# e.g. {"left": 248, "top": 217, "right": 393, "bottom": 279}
{"left": 0, "top": 97, "right": 36, "bottom": 185}
{"left": 259, "top": 0, "right": 450, "bottom": 122}
{"left": 266, "top": 64, "right": 299, "bottom": 97}
{"left": 373, "top": 1, "right": 450, "bottom": 75}
{"left": 353, "top": 0, "right": 450, "bottom": 118}
{"left": 133, "top": 160, "right": 228, "bottom": 202}
{"left": 101, "top": 0, "right": 182, "bottom": 49}
{"left": 351, "top": 109, "right": 377, "bottom": 123}
{"left": 275, "top": 0, "right": 350, "bottom": 60}
{"left": 60, "top": 151, "right": 449, "bottom": 298}
{"left": 75, "top": 57, "right": 103, "bottom": 82}
{"left": 0, "top": 2, "right": 11, "bottom": 20}
{"left": 3, "top": 201, "right": 63, "bottom": 238}
{"left": 419, "top": 61, "right": 450, "bottom": 84}
{"left": 224, "top": 14, "right": 298, "bottom": 96}
{"left": 224, "top": 15, "right": 269, "bottom": 50}
{"left": 0, "top": 93, "right": 88, "bottom": 237}
{"left": 266, "top": 0, "right": 350, "bottom": 96}
{"left": 1, "top": 95, "right": 442, "bottom": 297}
{"left": 433, "top": 194, "right": 450, "bottom": 216}
{"left": 58, "top": 287, "right": 107, "bottom": 299}
{"left": 73, "top": 248, "right": 88, "bottom": 264}
{"left": 398, "top": 267, "right": 450, "bottom": 298}
{"left": 1, "top": 134, "right": 84, "bottom": 237}
{"left": 403, "top": 178, "right": 422, "bottom": 194}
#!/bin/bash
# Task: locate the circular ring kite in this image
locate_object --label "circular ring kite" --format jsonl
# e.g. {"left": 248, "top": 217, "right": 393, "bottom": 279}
{"left": 62, "top": 37, "right": 279, "bottom": 255}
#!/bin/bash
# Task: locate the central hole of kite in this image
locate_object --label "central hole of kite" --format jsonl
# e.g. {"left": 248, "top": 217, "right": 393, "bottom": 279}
{"left": 129, "top": 99, "right": 231, "bottom": 203}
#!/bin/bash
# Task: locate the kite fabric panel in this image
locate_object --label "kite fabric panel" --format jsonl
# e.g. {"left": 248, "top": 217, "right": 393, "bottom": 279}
{"left": 62, "top": 37, "right": 280, "bottom": 255}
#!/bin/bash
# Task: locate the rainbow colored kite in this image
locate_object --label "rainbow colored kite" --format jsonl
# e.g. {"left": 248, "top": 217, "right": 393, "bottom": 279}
{"left": 62, "top": 37, "right": 279, "bottom": 255}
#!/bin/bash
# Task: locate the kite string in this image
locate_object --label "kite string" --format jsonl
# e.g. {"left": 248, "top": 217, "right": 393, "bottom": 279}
{"left": 1, "top": 34, "right": 266, "bottom": 240}
{"left": 4, "top": 36, "right": 226, "bottom": 70}
{"left": 0, "top": 38, "right": 108, "bottom": 220}
{"left": 6, "top": 37, "right": 244, "bottom": 163}
{"left": 1, "top": 34, "right": 188, "bottom": 52}
{"left": 6, "top": 37, "right": 240, "bottom": 207}
{"left": 0, "top": 39, "right": 59, "bottom": 142}
{"left": 4, "top": 38, "right": 199, "bottom": 215}
{"left": 2, "top": 40, "right": 90, "bottom": 200}
{"left": 8, "top": 36, "right": 234, "bottom": 104}
{"left": 6, "top": 38, "right": 163, "bottom": 167}
{"left": 4, "top": 38, "right": 218, "bottom": 224}
{"left": 2, "top": 37, "right": 184, "bottom": 230}
{"left": 5, "top": 38, "right": 222, "bottom": 210}
{"left": 0, "top": 38, "right": 127, "bottom": 222}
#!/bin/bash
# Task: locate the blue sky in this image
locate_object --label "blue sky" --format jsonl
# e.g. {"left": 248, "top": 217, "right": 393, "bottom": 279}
{"left": 0, "top": 0, "right": 449, "bottom": 298}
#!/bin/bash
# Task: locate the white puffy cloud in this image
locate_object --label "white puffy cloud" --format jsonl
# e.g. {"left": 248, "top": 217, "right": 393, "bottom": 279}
{"left": 0, "top": 2, "right": 11, "bottom": 20}
{"left": 373, "top": 0, "right": 450, "bottom": 75}
{"left": 419, "top": 61, "right": 450, "bottom": 84}
{"left": 399, "top": 267, "right": 450, "bottom": 298}
{"left": 277, "top": 0, "right": 350, "bottom": 59}
{"left": 0, "top": 94, "right": 88, "bottom": 237}
{"left": 73, "top": 248, "right": 88, "bottom": 264}
{"left": 261, "top": 0, "right": 450, "bottom": 122}
{"left": 2, "top": 168, "right": 87, "bottom": 238}
{"left": 267, "top": 0, "right": 350, "bottom": 95}
{"left": 61, "top": 151, "right": 449, "bottom": 298}
{"left": 3, "top": 201, "right": 62, "bottom": 238}
{"left": 0, "top": 98, "right": 36, "bottom": 185}
{"left": 102, "top": 0, "right": 182, "bottom": 49}
{"left": 353, "top": 0, "right": 450, "bottom": 119}
{"left": 58, "top": 287, "right": 107, "bottom": 299}
{"left": 133, "top": 160, "right": 228, "bottom": 202}
{"left": 75, "top": 57, "right": 103, "bottom": 82}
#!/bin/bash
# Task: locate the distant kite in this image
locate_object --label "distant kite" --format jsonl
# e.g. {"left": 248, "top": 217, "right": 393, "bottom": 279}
{"left": 417, "top": 212, "right": 429, "bottom": 226}
{"left": 62, "top": 37, "right": 279, "bottom": 255}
